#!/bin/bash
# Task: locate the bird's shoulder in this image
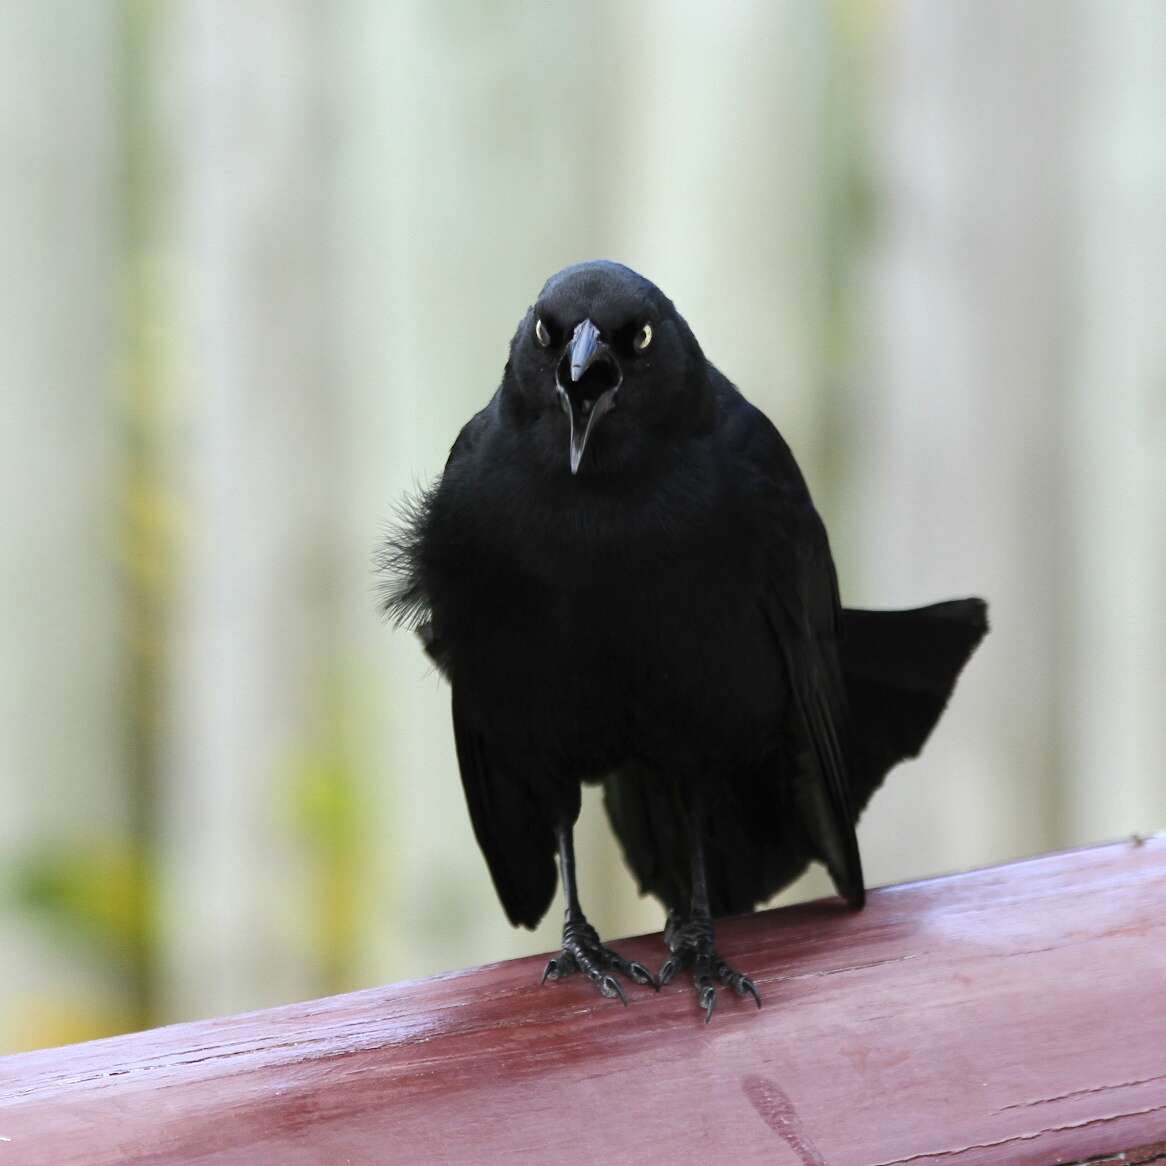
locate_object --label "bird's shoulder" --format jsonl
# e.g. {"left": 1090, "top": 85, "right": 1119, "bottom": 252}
{"left": 710, "top": 372, "right": 806, "bottom": 496}
{"left": 427, "top": 390, "right": 523, "bottom": 533}
{"left": 708, "top": 371, "right": 839, "bottom": 625}
{"left": 705, "top": 371, "right": 824, "bottom": 549}
{"left": 442, "top": 391, "right": 499, "bottom": 474}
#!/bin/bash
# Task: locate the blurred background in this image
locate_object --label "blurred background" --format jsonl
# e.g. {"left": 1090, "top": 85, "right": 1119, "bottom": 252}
{"left": 2, "top": 0, "right": 1163, "bottom": 1054}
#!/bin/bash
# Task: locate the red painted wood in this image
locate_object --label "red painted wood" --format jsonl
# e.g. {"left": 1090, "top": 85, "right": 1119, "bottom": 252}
{"left": 1, "top": 839, "right": 1165, "bottom": 1165}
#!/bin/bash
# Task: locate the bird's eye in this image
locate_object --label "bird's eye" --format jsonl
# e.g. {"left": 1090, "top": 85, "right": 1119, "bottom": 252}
{"left": 635, "top": 323, "right": 653, "bottom": 352}
{"left": 535, "top": 317, "right": 551, "bottom": 348}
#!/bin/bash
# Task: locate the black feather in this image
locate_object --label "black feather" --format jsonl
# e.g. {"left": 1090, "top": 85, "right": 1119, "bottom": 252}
{"left": 375, "top": 483, "right": 438, "bottom": 632}
{"left": 841, "top": 599, "right": 989, "bottom": 811}
{"left": 380, "top": 260, "right": 989, "bottom": 949}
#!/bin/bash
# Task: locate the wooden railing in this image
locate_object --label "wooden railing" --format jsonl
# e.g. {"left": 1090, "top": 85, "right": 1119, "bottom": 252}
{"left": 1, "top": 837, "right": 1164, "bottom": 1165}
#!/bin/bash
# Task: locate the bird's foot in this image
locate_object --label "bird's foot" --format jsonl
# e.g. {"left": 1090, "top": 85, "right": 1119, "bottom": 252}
{"left": 660, "top": 912, "right": 761, "bottom": 1022}
{"left": 541, "top": 912, "right": 658, "bottom": 1003}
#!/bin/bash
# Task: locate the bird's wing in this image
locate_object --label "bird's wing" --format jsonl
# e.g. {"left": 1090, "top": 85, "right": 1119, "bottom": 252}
{"left": 734, "top": 398, "right": 866, "bottom": 907}
{"left": 382, "top": 395, "right": 558, "bottom": 929}
{"left": 443, "top": 400, "right": 560, "bottom": 930}
{"left": 451, "top": 685, "right": 559, "bottom": 931}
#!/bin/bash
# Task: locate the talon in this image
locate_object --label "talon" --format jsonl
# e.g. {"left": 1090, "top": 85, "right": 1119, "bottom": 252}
{"left": 542, "top": 915, "right": 654, "bottom": 1002}
{"left": 629, "top": 962, "right": 659, "bottom": 990}
{"left": 672, "top": 928, "right": 758, "bottom": 1020}
{"left": 701, "top": 986, "right": 716, "bottom": 1023}
{"left": 602, "top": 975, "right": 628, "bottom": 1005}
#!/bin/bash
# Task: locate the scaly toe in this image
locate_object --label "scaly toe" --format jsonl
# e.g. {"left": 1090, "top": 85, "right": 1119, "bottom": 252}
{"left": 662, "top": 923, "right": 760, "bottom": 1021}
{"left": 540, "top": 923, "right": 654, "bottom": 1003}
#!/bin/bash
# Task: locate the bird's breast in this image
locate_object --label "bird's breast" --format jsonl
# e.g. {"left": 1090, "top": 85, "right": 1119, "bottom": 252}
{"left": 428, "top": 505, "right": 785, "bottom": 778}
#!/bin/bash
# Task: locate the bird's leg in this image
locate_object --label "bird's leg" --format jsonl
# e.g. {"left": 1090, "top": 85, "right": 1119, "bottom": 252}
{"left": 659, "top": 794, "right": 762, "bottom": 1022}
{"left": 541, "top": 822, "right": 657, "bottom": 1001}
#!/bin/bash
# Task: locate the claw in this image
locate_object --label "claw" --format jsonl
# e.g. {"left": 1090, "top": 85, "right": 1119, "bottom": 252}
{"left": 665, "top": 923, "right": 758, "bottom": 1021}
{"left": 701, "top": 985, "right": 717, "bottom": 1024}
{"left": 628, "top": 961, "right": 659, "bottom": 990}
{"left": 602, "top": 975, "right": 628, "bottom": 1005}
{"left": 543, "top": 923, "right": 654, "bottom": 1003}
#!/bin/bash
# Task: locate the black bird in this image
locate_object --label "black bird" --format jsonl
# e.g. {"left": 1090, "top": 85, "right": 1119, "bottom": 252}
{"left": 381, "top": 260, "right": 987, "bottom": 1020}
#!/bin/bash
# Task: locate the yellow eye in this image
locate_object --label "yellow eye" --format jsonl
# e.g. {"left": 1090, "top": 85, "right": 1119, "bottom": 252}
{"left": 535, "top": 317, "right": 551, "bottom": 347}
{"left": 635, "top": 323, "right": 653, "bottom": 351}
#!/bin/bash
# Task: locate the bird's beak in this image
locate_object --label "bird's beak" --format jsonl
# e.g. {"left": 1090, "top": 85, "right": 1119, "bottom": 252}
{"left": 569, "top": 318, "right": 601, "bottom": 383}
{"left": 557, "top": 318, "right": 621, "bottom": 475}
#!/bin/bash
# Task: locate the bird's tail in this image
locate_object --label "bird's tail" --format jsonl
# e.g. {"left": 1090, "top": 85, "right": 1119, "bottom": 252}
{"left": 840, "top": 598, "right": 988, "bottom": 814}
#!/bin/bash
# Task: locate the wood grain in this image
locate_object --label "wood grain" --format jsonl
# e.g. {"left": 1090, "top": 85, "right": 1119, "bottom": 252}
{"left": 1, "top": 838, "right": 1164, "bottom": 1165}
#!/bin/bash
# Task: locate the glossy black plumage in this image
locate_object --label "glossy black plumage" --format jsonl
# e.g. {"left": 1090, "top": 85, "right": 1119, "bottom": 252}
{"left": 381, "top": 261, "right": 987, "bottom": 1016}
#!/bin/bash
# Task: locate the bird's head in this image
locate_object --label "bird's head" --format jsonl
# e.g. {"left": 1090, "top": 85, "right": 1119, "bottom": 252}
{"left": 504, "top": 261, "right": 709, "bottom": 477}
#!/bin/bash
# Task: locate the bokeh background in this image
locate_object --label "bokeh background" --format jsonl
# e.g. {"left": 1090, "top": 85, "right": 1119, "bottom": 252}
{"left": 2, "top": 0, "right": 1164, "bottom": 1054}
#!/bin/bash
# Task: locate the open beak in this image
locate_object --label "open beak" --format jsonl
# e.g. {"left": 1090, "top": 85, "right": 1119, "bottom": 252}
{"left": 556, "top": 318, "right": 621, "bottom": 475}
